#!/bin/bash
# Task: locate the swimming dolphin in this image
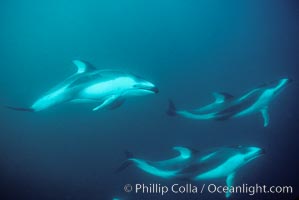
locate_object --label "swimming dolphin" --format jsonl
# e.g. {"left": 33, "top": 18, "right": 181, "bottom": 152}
{"left": 6, "top": 60, "right": 158, "bottom": 112}
{"left": 117, "top": 145, "right": 264, "bottom": 198}
{"left": 167, "top": 78, "right": 292, "bottom": 127}
{"left": 180, "top": 146, "right": 264, "bottom": 198}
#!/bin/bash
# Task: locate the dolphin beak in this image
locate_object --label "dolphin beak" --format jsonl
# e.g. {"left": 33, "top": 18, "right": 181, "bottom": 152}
{"left": 133, "top": 83, "right": 159, "bottom": 94}
{"left": 151, "top": 86, "right": 159, "bottom": 94}
{"left": 260, "top": 148, "right": 266, "bottom": 155}
{"left": 245, "top": 148, "right": 265, "bottom": 163}
{"left": 287, "top": 78, "right": 293, "bottom": 84}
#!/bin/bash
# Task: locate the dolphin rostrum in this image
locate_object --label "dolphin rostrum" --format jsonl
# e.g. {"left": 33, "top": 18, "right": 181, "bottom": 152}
{"left": 167, "top": 78, "right": 292, "bottom": 127}
{"left": 7, "top": 60, "right": 159, "bottom": 112}
{"left": 117, "top": 145, "right": 264, "bottom": 198}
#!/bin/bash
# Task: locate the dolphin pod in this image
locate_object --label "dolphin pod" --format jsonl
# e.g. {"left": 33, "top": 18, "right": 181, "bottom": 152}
{"left": 167, "top": 78, "right": 292, "bottom": 127}
{"left": 6, "top": 59, "right": 291, "bottom": 127}
{"left": 117, "top": 146, "right": 265, "bottom": 198}
{"left": 6, "top": 60, "right": 158, "bottom": 112}
{"left": 6, "top": 60, "right": 292, "bottom": 198}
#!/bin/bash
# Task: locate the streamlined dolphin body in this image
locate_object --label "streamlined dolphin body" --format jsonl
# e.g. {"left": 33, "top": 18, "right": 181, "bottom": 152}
{"left": 7, "top": 60, "right": 158, "bottom": 112}
{"left": 180, "top": 146, "right": 264, "bottom": 198}
{"left": 167, "top": 78, "right": 292, "bottom": 127}
{"left": 117, "top": 146, "right": 264, "bottom": 198}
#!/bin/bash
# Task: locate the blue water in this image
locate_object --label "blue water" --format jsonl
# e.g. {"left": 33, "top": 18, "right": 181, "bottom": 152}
{"left": 0, "top": 0, "right": 298, "bottom": 199}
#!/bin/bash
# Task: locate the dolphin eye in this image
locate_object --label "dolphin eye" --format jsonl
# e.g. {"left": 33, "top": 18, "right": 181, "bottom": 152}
{"left": 133, "top": 84, "right": 143, "bottom": 89}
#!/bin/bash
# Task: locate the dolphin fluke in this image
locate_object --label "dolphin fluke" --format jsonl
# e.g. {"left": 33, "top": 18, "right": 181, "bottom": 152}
{"left": 166, "top": 99, "right": 177, "bottom": 116}
{"left": 5, "top": 106, "right": 34, "bottom": 112}
{"left": 115, "top": 150, "right": 134, "bottom": 173}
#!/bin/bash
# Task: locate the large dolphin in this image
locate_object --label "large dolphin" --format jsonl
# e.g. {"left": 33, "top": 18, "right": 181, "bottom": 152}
{"left": 7, "top": 60, "right": 158, "bottom": 112}
{"left": 117, "top": 145, "right": 264, "bottom": 198}
{"left": 167, "top": 78, "right": 292, "bottom": 127}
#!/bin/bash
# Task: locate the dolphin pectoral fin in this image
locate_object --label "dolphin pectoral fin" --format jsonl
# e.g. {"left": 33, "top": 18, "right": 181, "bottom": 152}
{"left": 225, "top": 172, "right": 235, "bottom": 198}
{"left": 72, "top": 60, "right": 97, "bottom": 74}
{"left": 261, "top": 108, "right": 269, "bottom": 127}
{"left": 92, "top": 95, "right": 124, "bottom": 111}
{"left": 213, "top": 92, "right": 234, "bottom": 104}
{"left": 92, "top": 104, "right": 105, "bottom": 111}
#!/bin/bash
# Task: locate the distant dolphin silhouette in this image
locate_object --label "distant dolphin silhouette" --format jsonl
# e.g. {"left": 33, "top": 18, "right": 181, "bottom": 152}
{"left": 117, "top": 145, "right": 264, "bottom": 198}
{"left": 167, "top": 78, "right": 292, "bottom": 127}
{"left": 7, "top": 60, "right": 158, "bottom": 112}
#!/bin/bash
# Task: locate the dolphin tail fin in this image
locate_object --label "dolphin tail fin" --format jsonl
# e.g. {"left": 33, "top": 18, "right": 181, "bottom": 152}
{"left": 5, "top": 106, "right": 34, "bottom": 112}
{"left": 115, "top": 150, "right": 134, "bottom": 173}
{"left": 166, "top": 99, "right": 177, "bottom": 116}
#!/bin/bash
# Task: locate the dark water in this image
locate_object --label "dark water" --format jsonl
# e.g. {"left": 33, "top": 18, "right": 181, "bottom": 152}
{"left": 1, "top": 0, "right": 299, "bottom": 199}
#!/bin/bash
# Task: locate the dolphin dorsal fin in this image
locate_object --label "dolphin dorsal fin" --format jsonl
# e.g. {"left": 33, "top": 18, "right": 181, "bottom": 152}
{"left": 172, "top": 147, "right": 192, "bottom": 159}
{"left": 73, "top": 60, "right": 97, "bottom": 74}
{"left": 212, "top": 92, "right": 234, "bottom": 103}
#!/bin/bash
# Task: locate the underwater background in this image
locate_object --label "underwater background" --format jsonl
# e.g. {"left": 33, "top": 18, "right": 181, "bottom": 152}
{"left": 0, "top": 0, "right": 299, "bottom": 199}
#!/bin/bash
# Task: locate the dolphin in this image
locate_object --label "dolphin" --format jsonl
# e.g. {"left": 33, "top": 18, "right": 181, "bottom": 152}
{"left": 6, "top": 60, "right": 159, "bottom": 112}
{"left": 167, "top": 78, "right": 292, "bottom": 127}
{"left": 117, "top": 145, "right": 264, "bottom": 198}
{"left": 179, "top": 146, "right": 265, "bottom": 198}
